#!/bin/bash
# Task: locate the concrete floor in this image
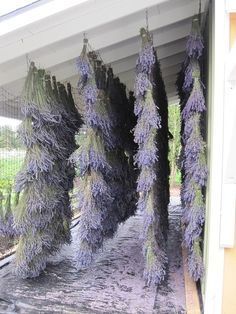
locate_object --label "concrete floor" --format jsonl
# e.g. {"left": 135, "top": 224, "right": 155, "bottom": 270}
{"left": 0, "top": 197, "right": 186, "bottom": 314}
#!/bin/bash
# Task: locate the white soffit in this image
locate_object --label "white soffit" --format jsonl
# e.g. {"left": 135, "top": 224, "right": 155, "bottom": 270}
{"left": 0, "top": 0, "right": 207, "bottom": 117}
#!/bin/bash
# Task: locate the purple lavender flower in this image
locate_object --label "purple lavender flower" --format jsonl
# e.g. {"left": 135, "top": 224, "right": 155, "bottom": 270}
{"left": 134, "top": 28, "right": 168, "bottom": 286}
{"left": 135, "top": 73, "right": 151, "bottom": 97}
{"left": 73, "top": 45, "right": 122, "bottom": 269}
{"left": 134, "top": 144, "right": 158, "bottom": 167}
{"left": 134, "top": 99, "right": 144, "bottom": 116}
{"left": 183, "top": 205, "right": 205, "bottom": 248}
{"left": 180, "top": 21, "right": 207, "bottom": 281}
{"left": 137, "top": 167, "right": 157, "bottom": 192}
{"left": 186, "top": 33, "right": 204, "bottom": 59}
{"left": 182, "top": 80, "right": 206, "bottom": 120}
{"left": 181, "top": 176, "right": 196, "bottom": 204}
{"left": 83, "top": 84, "right": 98, "bottom": 104}
{"left": 183, "top": 60, "right": 200, "bottom": 93}
{"left": 14, "top": 64, "right": 77, "bottom": 279}
{"left": 142, "top": 231, "right": 168, "bottom": 286}
{"left": 0, "top": 215, "right": 15, "bottom": 237}
{"left": 76, "top": 56, "right": 91, "bottom": 78}
{"left": 137, "top": 45, "right": 155, "bottom": 74}
{"left": 187, "top": 241, "right": 204, "bottom": 281}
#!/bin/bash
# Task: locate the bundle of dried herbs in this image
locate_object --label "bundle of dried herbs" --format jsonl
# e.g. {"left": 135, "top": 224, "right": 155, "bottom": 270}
{"left": 179, "top": 18, "right": 207, "bottom": 281}
{"left": 71, "top": 40, "right": 113, "bottom": 269}
{"left": 14, "top": 63, "right": 80, "bottom": 278}
{"left": 134, "top": 28, "right": 168, "bottom": 285}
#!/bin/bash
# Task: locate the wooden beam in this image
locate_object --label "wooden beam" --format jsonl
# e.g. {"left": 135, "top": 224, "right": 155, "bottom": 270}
{"left": 182, "top": 248, "right": 201, "bottom": 314}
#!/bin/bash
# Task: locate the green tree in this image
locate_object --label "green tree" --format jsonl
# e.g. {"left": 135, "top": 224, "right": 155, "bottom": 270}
{"left": 168, "top": 104, "right": 181, "bottom": 186}
{"left": 0, "top": 125, "right": 22, "bottom": 149}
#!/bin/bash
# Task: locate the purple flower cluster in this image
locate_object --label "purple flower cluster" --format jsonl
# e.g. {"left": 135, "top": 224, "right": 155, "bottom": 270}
{"left": 137, "top": 167, "right": 157, "bottom": 192}
{"left": 14, "top": 64, "right": 80, "bottom": 278}
{"left": 0, "top": 215, "right": 15, "bottom": 237}
{"left": 73, "top": 44, "right": 117, "bottom": 269}
{"left": 180, "top": 19, "right": 207, "bottom": 281}
{"left": 83, "top": 84, "right": 98, "bottom": 104}
{"left": 187, "top": 241, "right": 204, "bottom": 281}
{"left": 70, "top": 144, "right": 111, "bottom": 176}
{"left": 135, "top": 73, "right": 151, "bottom": 96}
{"left": 182, "top": 60, "right": 200, "bottom": 93}
{"left": 182, "top": 80, "right": 206, "bottom": 120}
{"left": 134, "top": 30, "right": 167, "bottom": 286}
{"left": 186, "top": 33, "right": 204, "bottom": 60}
{"left": 76, "top": 56, "right": 91, "bottom": 78}
{"left": 134, "top": 140, "right": 158, "bottom": 167}
{"left": 142, "top": 195, "right": 168, "bottom": 285}
{"left": 136, "top": 45, "right": 155, "bottom": 74}
{"left": 134, "top": 94, "right": 161, "bottom": 144}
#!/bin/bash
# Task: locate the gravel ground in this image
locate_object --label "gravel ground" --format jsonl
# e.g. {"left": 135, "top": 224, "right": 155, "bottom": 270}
{"left": 0, "top": 197, "right": 185, "bottom": 314}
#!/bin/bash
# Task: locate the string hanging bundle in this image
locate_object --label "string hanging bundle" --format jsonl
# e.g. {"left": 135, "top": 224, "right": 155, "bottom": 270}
{"left": 13, "top": 62, "right": 80, "bottom": 278}
{"left": 72, "top": 38, "right": 137, "bottom": 269}
{"left": 133, "top": 28, "right": 169, "bottom": 285}
{"left": 72, "top": 39, "right": 114, "bottom": 268}
{"left": 178, "top": 18, "right": 207, "bottom": 281}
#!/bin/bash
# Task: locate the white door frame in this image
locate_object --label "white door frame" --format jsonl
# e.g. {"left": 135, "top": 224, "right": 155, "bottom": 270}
{"left": 203, "top": 0, "right": 236, "bottom": 312}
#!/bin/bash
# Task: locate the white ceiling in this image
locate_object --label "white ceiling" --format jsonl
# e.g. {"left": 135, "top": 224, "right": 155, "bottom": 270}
{"left": 0, "top": 0, "right": 208, "bottom": 119}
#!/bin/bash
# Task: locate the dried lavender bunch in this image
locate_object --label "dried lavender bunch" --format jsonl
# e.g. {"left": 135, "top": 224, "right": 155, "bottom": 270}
{"left": 72, "top": 40, "right": 113, "bottom": 268}
{"left": 105, "top": 68, "right": 137, "bottom": 224}
{"left": 134, "top": 28, "right": 167, "bottom": 285}
{"left": 14, "top": 63, "right": 73, "bottom": 278}
{"left": 0, "top": 188, "right": 15, "bottom": 237}
{"left": 52, "top": 78, "right": 82, "bottom": 194}
{"left": 152, "top": 50, "right": 170, "bottom": 239}
{"left": 177, "top": 18, "right": 204, "bottom": 204}
{"left": 181, "top": 19, "right": 207, "bottom": 281}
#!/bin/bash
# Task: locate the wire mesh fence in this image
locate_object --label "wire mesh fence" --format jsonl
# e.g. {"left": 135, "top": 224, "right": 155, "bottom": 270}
{"left": 0, "top": 87, "right": 24, "bottom": 253}
{"left": 0, "top": 87, "right": 24, "bottom": 204}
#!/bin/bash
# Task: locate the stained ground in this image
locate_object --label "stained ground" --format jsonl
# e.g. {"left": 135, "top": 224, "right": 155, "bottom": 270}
{"left": 0, "top": 197, "right": 186, "bottom": 314}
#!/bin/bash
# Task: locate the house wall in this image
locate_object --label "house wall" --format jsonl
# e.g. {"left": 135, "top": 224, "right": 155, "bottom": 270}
{"left": 230, "top": 13, "right": 236, "bottom": 46}
{"left": 221, "top": 12, "right": 236, "bottom": 314}
{"left": 203, "top": 1, "right": 225, "bottom": 312}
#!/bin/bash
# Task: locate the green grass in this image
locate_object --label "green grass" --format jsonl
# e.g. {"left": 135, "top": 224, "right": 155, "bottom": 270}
{"left": 0, "top": 156, "right": 24, "bottom": 190}
{"left": 175, "top": 170, "right": 181, "bottom": 185}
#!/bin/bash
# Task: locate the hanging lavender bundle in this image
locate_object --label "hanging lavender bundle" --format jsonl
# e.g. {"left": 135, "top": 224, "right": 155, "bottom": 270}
{"left": 14, "top": 64, "right": 73, "bottom": 278}
{"left": 92, "top": 59, "right": 121, "bottom": 236}
{"left": 134, "top": 28, "right": 167, "bottom": 285}
{"left": 152, "top": 45, "right": 170, "bottom": 239}
{"left": 127, "top": 91, "right": 138, "bottom": 159}
{"left": 52, "top": 78, "right": 82, "bottom": 192}
{"left": 181, "top": 19, "right": 207, "bottom": 281}
{"left": 118, "top": 82, "right": 138, "bottom": 220}
{"left": 43, "top": 75, "right": 81, "bottom": 240}
{"left": 177, "top": 18, "right": 205, "bottom": 206}
{"left": 0, "top": 188, "right": 15, "bottom": 237}
{"left": 71, "top": 40, "right": 113, "bottom": 269}
{"left": 105, "top": 68, "right": 137, "bottom": 223}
